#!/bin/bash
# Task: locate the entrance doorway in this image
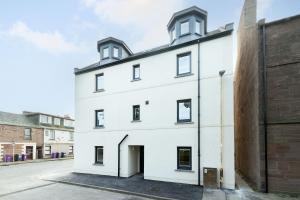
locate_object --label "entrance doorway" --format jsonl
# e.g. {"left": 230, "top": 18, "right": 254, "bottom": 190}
{"left": 128, "top": 145, "right": 144, "bottom": 177}
{"left": 26, "top": 146, "right": 33, "bottom": 160}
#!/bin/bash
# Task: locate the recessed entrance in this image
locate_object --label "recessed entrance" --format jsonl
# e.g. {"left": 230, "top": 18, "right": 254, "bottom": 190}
{"left": 128, "top": 145, "right": 144, "bottom": 177}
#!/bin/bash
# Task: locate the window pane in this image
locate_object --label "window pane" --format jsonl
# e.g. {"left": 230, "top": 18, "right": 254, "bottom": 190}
{"left": 179, "top": 101, "right": 191, "bottom": 121}
{"left": 54, "top": 118, "right": 60, "bottom": 126}
{"left": 180, "top": 21, "right": 189, "bottom": 35}
{"left": 113, "top": 47, "right": 119, "bottom": 58}
{"left": 179, "top": 148, "right": 191, "bottom": 167}
{"left": 178, "top": 54, "right": 191, "bottom": 74}
{"left": 97, "top": 75, "right": 104, "bottom": 90}
{"left": 96, "top": 147, "right": 103, "bottom": 164}
{"left": 40, "top": 115, "right": 47, "bottom": 123}
{"left": 133, "top": 106, "right": 140, "bottom": 120}
{"left": 97, "top": 111, "right": 104, "bottom": 126}
{"left": 103, "top": 47, "right": 109, "bottom": 58}
{"left": 196, "top": 21, "right": 201, "bottom": 34}
{"left": 134, "top": 66, "right": 140, "bottom": 79}
{"left": 47, "top": 116, "right": 52, "bottom": 124}
{"left": 172, "top": 28, "right": 176, "bottom": 40}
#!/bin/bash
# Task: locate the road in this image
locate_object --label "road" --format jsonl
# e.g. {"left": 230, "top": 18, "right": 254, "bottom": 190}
{"left": 0, "top": 160, "right": 149, "bottom": 200}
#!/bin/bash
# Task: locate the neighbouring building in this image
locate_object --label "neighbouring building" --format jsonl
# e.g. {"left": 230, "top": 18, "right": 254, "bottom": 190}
{"left": 0, "top": 111, "right": 74, "bottom": 161}
{"left": 74, "top": 6, "right": 235, "bottom": 189}
{"left": 235, "top": 0, "right": 300, "bottom": 194}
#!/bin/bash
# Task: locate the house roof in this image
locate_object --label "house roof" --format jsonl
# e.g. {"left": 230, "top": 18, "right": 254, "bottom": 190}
{"left": 0, "top": 111, "right": 38, "bottom": 127}
{"left": 75, "top": 23, "right": 234, "bottom": 75}
{"left": 97, "top": 37, "right": 133, "bottom": 55}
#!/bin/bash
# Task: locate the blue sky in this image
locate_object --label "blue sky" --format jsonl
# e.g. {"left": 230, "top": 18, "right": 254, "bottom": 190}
{"left": 0, "top": 0, "right": 299, "bottom": 117}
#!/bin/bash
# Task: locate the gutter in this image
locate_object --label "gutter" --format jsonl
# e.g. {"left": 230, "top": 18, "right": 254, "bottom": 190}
{"left": 197, "top": 40, "right": 201, "bottom": 186}
{"left": 118, "top": 134, "right": 128, "bottom": 178}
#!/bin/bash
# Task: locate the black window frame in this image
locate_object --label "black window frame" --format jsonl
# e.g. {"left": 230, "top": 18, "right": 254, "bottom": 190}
{"left": 179, "top": 20, "right": 190, "bottom": 37}
{"left": 95, "top": 146, "right": 103, "bottom": 164}
{"left": 132, "top": 105, "right": 140, "bottom": 121}
{"left": 177, "top": 99, "right": 192, "bottom": 123}
{"left": 177, "top": 146, "right": 192, "bottom": 170}
{"left": 177, "top": 52, "right": 191, "bottom": 76}
{"left": 95, "top": 109, "right": 104, "bottom": 128}
{"left": 132, "top": 64, "right": 140, "bottom": 80}
{"left": 24, "top": 128, "right": 32, "bottom": 140}
{"left": 95, "top": 73, "right": 104, "bottom": 91}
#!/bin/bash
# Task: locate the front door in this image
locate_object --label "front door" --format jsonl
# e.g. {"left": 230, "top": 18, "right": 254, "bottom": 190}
{"left": 26, "top": 146, "right": 33, "bottom": 160}
{"left": 139, "top": 146, "right": 144, "bottom": 173}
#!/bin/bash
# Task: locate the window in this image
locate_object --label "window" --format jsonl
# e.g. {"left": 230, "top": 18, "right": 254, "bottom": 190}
{"left": 96, "top": 73, "right": 104, "bottom": 91}
{"left": 171, "top": 28, "right": 176, "bottom": 41}
{"left": 40, "top": 115, "right": 52, "bottom": 124}
{"left": 69, "top": 132, "right": 74, "bottom": 141}
{"left": 113, "top": 47, "right": 119, "bottom": 58}
{"left": 133, "top": 64, "right": 140, "bottom": 80}
{"left": 102, "top": 47, "right": 109, "bottom": 59}
{"left": 45, "top": 145, "right": 51, "bottom": 155}
{"left": 180, "top": 21, "right": 190, "bottom": 36}
{"left": 177, "top": 52, "right": 191, "bottom": 75}
{"left": 49, "top": 130, "right": 55, "bottom": 140}
{"left": 54, "top": 118, "right": 60, "bottom": 126}
{"left": 133, "top": 105, "right": 140, "bottom": 121}
{"left": 95, "top": 146, "right": 103, "bottom": 164}
{"left": 195, "top": 20, "right": 201, "bottom": 35}
{"left": 177, "top": 99, "right": 192, "bottom": 122}
{"left": 177, "top": 147, "right": 192, "bottom": 170}
{"left": 69, "top": 146, "right": 74, "bottom": 155}
{"left": 95, "top": 110, "right": 104, "bottom": 127}
{"left": 64, "top": 119, "right": 74, "bottom": 127}
{"left": 24, "top": 128, "right": 31, "bottom": 140}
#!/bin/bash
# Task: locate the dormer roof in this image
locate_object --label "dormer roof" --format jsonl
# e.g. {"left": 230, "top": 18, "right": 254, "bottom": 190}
{"left": 97, "top": 37, "right": 133, "bottom": 55}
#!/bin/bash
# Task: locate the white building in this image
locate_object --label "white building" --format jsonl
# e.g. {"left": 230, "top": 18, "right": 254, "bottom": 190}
{"left": 74, "top": 6, "right": 235, "bottom": 189}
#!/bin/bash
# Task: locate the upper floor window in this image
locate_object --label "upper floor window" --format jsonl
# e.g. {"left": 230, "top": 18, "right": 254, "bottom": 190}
{"left": 177, "top": 99, "right": 191, "bottom": 123}
{"left": 195, "top": 20, "right": 201, "bottom": 35}
{"left": 133, "top": 64, "right": 140, "bottom": 80}
{"left": 95, "top": 146, "right": 103, "bottom": 164}
{"left": 96, "top": 73, "right": 104, "bottom": 91}
{"left": 64, "top": 119, "right": 74, "bottom": 127}
{"left": 40, "top": 115, "right": 52, "bottom": 124}
{"left": 49, "top": 130, "right": 55, "bottom": 140}
{"left": 133, "top": 105, "right": 140, "bottom": 121}
{"left": 180, "top": 21, "right": 190, "bottom": 36}
{"left": 95, "top": 110, "right": 104, "bottom": 127}
{"left": 113, "top": 47, "right": 119, "bottom": 58}
{"left": 171, "top": 28, "right": 176, "bottom": 41}
{"left": 177, "top": 147, "right": 192, "bottom": 170}
{"left": 177, "top": 52, "right": 191, "bottom": 75}
{"left": 54, "top": 118, "right": 60, "bottom": 126}
{"left": 69, "top": 132, "right": 74, "bottom": 141}
{"left": 102, "top": 47, "right": 109, "bottom": 59}
{"left": 24, "top": 128, "right": 32, "bottom": 140}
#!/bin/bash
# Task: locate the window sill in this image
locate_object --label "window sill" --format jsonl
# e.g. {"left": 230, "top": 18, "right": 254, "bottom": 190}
{"left": 131, "top": 78, "right": 141, "bottom": 82}
{"left": 94, "top": 89, "right": 105, "bottom": 93}
{"left": 94, "top": 126, "right": 105, "bottom": 129}
{"left": 175, "top": 121, "right": 194, "bottom": 125}
{"left": 93, "top": 163, "right": 104, "bottom": 166}
{"left": 174, "top": 73, "right": 194, "bottom": 78}
{"left": 179, "top": 33, "right": 191, "bottom": 38}
{"left": 131, "top": 120, "right": 141, "bottom": 123}
{"left": 175, "top": 169, "right": 194, "bottom": 173}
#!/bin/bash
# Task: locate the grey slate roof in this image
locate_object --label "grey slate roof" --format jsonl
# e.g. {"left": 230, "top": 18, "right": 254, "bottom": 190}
{"left": 0, "top": 111, "right": 38, "bottom": 127}
{"left": 97, "top": 37, "right": 133, "bottom": 55}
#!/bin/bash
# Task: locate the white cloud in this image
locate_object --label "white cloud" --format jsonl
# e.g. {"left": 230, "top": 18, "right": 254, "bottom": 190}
{"left": 257, "top": 0, "right": 273, "bottom": 19}
{"left": 81, "top": 0, "right": 184, "bottom": 51}
{"left": 8, "top": 21, "right": 80, "bottom": 54}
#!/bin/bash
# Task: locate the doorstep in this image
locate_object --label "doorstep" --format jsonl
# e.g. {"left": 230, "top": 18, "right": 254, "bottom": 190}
{"left": 45, "top": 173, "right": 203, "bottom": 200}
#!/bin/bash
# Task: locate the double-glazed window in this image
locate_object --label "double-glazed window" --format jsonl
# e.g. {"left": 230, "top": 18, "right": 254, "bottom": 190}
{"left": 64, "top": 119, "right": 74, "bottom": 127}
{"left": 177, "top": 147, "right": 192, "bottom": 170}
{"left": 133, "top": 64, "right": 140, "bottom": 80}
{"left": 180, "top": 21, "right": 190, "bottom": 36}
{"left": 40, "top": 115, "right": 52, "bottom": 124}
{"left": 113, "top": 47, "right": 119, "bottom": 58}
{"left": 54, "top": 118, "right": 60, "bottom": 126}
{"left": 133, "top": 105, "right": 140, "bottom": 121}
{"left": 102, "top": 47, "right": 109, "bottom": 59}
{"left": 69, "top": 132, "right": 74, "bottom": 141}
{"left": 24, "top": 128, "right": 32, "bottom": 140}
{"left": 95, "top": 146, "right": 103, "bottom": 164}
{"left": 95, "top": 110, "right": 104, "bottom": 127}
{"left": 177, "top": 99, "right": 192, "bottom": 123}
{"left": 96, "top": 73, "right": 104, "bottom": 91}
{"left": 195, "top": 20, "right": 201, "bottom": 35}
{"left": 177, "top": 52, "right": 191, "bottom": 75}
{"left": 49, "top": 130, "right": 55, "bottom": 140}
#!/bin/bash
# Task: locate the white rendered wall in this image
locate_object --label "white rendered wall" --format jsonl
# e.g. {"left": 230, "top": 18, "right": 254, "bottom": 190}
{"left": 74, "top": 34, "right": 234, "bottom": 188}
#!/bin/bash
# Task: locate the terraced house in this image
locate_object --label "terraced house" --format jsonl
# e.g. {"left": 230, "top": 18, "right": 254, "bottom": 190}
{"left": 0, "top": 111, "right": 74, "bottom": 161}
{"left": 74, "top": 6, "right": 235, "bottom": 189}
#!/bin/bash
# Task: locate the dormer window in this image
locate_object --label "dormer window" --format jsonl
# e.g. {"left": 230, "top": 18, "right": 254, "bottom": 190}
{"left": 102, "top": 47, "right": 109, "bottom": 59}
{"left": 195, "top": 20, "right": 201, "bottom": 35}
{"left": 113, "top": 47, "right": 119, "bottom": 58}
{"left": 180, "top": 21, "right": 190, "bottom": 36}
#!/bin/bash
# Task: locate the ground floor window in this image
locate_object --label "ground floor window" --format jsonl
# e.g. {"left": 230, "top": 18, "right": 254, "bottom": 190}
{"left": 95, "top": 146, "right": 103, "bottom": 164}
{"left": 45, "top": 145, "right": 51, "bottom": 155}
{"left": 69, "top": 145, "right": 74, "bottom": 155}
{"left": 177, "top": 147, "right": 192, "bottom": 170}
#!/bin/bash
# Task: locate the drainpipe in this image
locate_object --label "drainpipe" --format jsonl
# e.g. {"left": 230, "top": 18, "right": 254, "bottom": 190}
{"left": 261, "top": 24, "right": 269, "bottom": 193}
{"left": 118, "top": 134, "right": 128, "bottom": 178}
{"left": 197, "top": 40, "right": 201, "bottom": 186}
{"left": 219, "top": 70, "right": 226, "bottom": 187}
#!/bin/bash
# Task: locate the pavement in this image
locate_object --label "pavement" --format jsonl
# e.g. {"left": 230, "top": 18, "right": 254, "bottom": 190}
{"left": 0, "top": 157, "right": 73, "bottom": 167}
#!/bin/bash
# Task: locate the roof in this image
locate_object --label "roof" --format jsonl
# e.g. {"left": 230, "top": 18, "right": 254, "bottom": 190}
{"left": 75, "top": 23, "right": 234, "bottom": 75}
{"left": 167, "top": 6, "right": 208, "bottom": 31}
{"left": 97, "top": 37, "right": 133, "bottom": 55}
{"left": 0, "top": 111, "right": 38, "bottom": 128}
{"left": 23, "top": 111, "right": 74, "bottom": 121}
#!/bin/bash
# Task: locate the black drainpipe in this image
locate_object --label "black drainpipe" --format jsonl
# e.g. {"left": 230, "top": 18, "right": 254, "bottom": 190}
{"left": 197, "top": 40, "right": 201, "bottom": 186}
{"left": 261, "top": 24, "right": 269, "bottom": 193}
{"left": 118, "top": 134, "right": 128, "bottom": 178}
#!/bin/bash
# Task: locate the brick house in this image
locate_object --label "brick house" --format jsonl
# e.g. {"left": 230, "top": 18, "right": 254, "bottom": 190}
{"left": 234, "top": 0, "right": 300, "bottom": 194}
{"left": 0, "top": 111, "right": 74, "bottom": 161}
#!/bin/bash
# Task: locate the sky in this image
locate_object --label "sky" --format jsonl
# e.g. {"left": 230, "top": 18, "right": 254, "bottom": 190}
{"left": 0, "top": 0, "right": 299, "bottom": 118}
